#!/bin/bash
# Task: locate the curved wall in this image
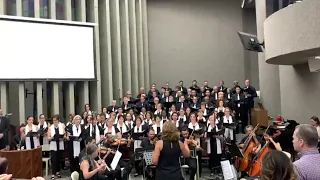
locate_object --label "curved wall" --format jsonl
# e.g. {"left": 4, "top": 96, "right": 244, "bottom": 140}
{"left": 264, "top": 0, "right": 320, "bottom": 65}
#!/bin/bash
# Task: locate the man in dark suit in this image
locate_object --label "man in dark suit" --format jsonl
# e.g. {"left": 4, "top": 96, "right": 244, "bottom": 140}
{"left": 107, "top": 100, "right": 119, "bottom": 114}
{"left": 0, "top": 109, "right": 10, "bottom": 149}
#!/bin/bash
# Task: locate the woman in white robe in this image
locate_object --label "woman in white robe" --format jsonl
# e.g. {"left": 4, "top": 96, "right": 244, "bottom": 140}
{"left": 21, "top": 116, "right": 40, "bottom": 150}
{"left": 47, "top": 114, "right": 65, "bottom": 179}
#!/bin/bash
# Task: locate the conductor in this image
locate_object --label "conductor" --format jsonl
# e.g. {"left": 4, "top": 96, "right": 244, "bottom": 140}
{"left": 152, "top": 121, "right": 190, "bottom": 180}
{"left": 0, "top": 109, "right": 9, "bottom": 149}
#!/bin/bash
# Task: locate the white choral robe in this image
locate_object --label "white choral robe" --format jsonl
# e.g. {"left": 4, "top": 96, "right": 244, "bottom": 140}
{"left": 25, "top": 124, "right": 40, "bottom": 150}
{"left": 49, "top": 123, "right": 65, "bottom": 151}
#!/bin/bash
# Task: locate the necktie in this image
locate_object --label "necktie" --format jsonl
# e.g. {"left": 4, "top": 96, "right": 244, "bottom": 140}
{"left": 181, "top": 103, "right": 184, "bottom": 108}
{"left": 128, "top": 123, "right": 131, "bottom": 129}
{"left": 137, "top": 127, "right": 140, "bottom": 132}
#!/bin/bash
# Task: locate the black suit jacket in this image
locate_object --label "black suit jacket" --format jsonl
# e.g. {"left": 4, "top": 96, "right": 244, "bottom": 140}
{"left": 176, "top": 102, "right": 189, "bottom": 111}
{"left": 0, "top": 117, "right": 10, "bottom": 149}
{"left": 107, "top": 106, "right": 119, "bottom": 113}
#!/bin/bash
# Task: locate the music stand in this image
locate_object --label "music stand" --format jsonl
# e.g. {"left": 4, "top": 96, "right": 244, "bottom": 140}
{"left": 226, "top": 143, "right": 244, "bottom": 160}
{"left": 143, "top": 151, "right": 155, "bottom": 178}
{"left": 237, "top": 31, "right": 264, "bottom": 52}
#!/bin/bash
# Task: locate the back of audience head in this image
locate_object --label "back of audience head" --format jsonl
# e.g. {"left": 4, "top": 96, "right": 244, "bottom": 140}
{"left": 261, "top": 150, "right": 297, "bottom": 180}
{"left": 292, "top": 124, "right": 318, "bottom": 152}
{"left": 0, "top": 157, "right": 8, "bottom": 174}
{"left": 86, "top": 137, "right": 95, "bottom": 146}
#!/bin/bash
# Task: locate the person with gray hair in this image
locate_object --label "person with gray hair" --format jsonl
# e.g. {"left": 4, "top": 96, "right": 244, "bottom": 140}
{"left": 292, "top": 124, "right": 320, "bottom": 180}
{"left": 79, "top": 144, "right": 106, "bottom": 180}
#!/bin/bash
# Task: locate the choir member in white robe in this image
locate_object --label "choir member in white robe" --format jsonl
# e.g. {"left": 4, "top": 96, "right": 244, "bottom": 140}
{"left": 188, "top": 113, "right": 204, "bottom": 176}
{"left": 104, "top": 120, "right": 121, "bottom": 139}
{"left": 223, "top": 107, "right": 236, "bottom": 144}
{"left": 38, "top": 114, "right": 48, "bottom": 145}
{"left": 151, "top": 117, "right": 163, "bottom": 136}
{"left": 205, "top": 115, "right": 223, "bottom": 174}
{"left": 47, "top": 114, "right": 65, "bottom": 179}
{"left": 178, "top": 109, "right": 188, "bottom": 125}
{"left": 22, "top": 116, "right": 40, "bottom": 150}
{"left": 66, "top": 115, "right": 83, "bottom": 172}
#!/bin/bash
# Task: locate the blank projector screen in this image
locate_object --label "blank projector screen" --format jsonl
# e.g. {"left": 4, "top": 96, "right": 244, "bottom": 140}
{"left": 0, "top": 16, "right": 95, "bottom": 80}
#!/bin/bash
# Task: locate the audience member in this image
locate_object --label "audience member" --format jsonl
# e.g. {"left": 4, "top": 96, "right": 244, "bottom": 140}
{"left": 292, "top": 124, "right": 320, "bottom": 180}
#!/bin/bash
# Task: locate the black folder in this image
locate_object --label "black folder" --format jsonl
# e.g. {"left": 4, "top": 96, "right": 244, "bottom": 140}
{"left": 223, "top": 123, "right": 237, "bottom": 130}
{"left": 53, "top": 134, "right": 64, "bottom": 141}
{"left": 26, "top": 131, "right": 39, "bottom": 137}
{"left": 188, "top": 128, "right": 204, "bottom": 137}
{"left": 132, "top": 131, "right": 146, "bottom": 140}
{"left": 37, "top": 127, "right": 48, "bottom": 136}
{"left": 207, "top": 128, "right": 225, "bottom": 137}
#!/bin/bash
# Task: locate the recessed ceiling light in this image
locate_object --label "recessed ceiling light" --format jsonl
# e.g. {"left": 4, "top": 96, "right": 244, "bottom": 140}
{"left": 314, "top": 56, "right": 320, "bottom": 59}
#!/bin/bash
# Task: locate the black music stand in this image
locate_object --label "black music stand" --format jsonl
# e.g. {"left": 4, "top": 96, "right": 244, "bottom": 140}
{"left": 226, "top": 143, "right": 244, "bottom": 165}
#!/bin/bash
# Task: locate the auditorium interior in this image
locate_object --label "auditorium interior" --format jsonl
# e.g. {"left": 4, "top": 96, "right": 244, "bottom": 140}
{"left": 0, "top": 0, "right": 318, "bottom": 179}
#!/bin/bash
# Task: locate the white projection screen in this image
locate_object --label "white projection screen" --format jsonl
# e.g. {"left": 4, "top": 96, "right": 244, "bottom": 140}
{"left": 0, "top": 15, "right": 95, "bottom": 80}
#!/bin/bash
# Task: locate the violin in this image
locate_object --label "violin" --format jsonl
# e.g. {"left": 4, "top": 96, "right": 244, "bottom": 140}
{"left": 152, "top": 137, "right": 159, "bottom": 145}
{"left": 235, "top": 124, "right": 259, "bottom": 172}
{"left": 248, "top": 126, "right": 282, "bottom": 176}
{"left": 99, "top": 146, "right": 116, "bottom": 154}
{"left": 187, "top": 135, "right": 198, "bottom": 147}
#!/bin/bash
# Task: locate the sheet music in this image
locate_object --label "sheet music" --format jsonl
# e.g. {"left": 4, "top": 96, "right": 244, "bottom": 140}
{"left": 111, "top": 150, "right": 122, "bottom": 170}
{"left": 221, "top": 160, "right": 236, "bottom": 180}
{"left": 73, "top": 141, "right": 80, "bottom": 157}
{"left": 134, "top": 140, "right": 142, "bottom": 152}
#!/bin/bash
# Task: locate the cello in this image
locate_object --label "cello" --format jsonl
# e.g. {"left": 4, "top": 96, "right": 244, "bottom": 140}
{"left": 235, "top": 124, "right": 259, "bottom": 172}
{"left": 248, "top": 126, "right": 282, "bottom": 176}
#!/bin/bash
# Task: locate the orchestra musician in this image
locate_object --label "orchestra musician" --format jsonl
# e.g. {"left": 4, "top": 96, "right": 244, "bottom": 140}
{"left": 47, "top": 114, "right": 65, "bottom": 180}
{"left": 21, "top": 116, "right": 40, "bottom": 150}
{"left": 139, "top": 129, "right": 157, "bottom": 179}
{"left": 180, "top": 127, "right": 198, "bottom": 180}
{"left": 152, "top": 121, "right": 190, "bottom": 180}
{"left": 103, "top": 133, "right": 131, "bottom": 180}
{"left": 79, "top": 143, "right": 106, "bottom": 180}
{"left": 239, "top": 125, "right": 261, "bottom": 150}
{"left": 254, "top": 127, "right": 282, "bottom": 153}
{"left": 205, "top": 115, "right": 224, "bottom": 177}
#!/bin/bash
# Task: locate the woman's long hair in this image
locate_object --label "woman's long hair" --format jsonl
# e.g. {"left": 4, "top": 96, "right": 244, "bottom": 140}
{"left": 261, "top": 150, "right": 297, "bottom": 180}
{"left": 162, "top": 121, "right": 179, "bottom": 142}
{"left": 85, "top": 144, "right": 98, "bottom": 168}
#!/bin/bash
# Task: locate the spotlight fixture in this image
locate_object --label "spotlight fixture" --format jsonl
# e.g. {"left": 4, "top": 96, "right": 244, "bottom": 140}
{"left": 237, "top": 31, "right": 264, "bottom": 52}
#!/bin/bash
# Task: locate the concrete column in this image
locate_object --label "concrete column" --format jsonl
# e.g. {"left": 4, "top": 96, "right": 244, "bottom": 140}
{"left": 120, "top": 0, "right": 132, "bottom": 96}
{"left": 87, "top": 0, "right": 101, "bottom": 111}
{"left": 75, "top": 0, "right": 89, "bottom": 113}
{"left": 15, "top": 0, "right": 25, "bottom": 124}
{"left": 33, "top": 0, "right": 44, "bottom": 118}
{"left": 48, "top": 0, "right": 60, "bottom": 115}
{"left": 128, "top": 0, "right": 139, "bottom": 97}
{"left": 0, "top": 1, "right": 8, "bottom": 115}
{"left": 0, "top": 0, "right": 6, "bottom": 15}
{"left": 98, "top": 0, "right": 113, "bottom": 106}
{"left": 136, "top": 0, "right": 145, "bottom": 89}
{"left": 141, "top": 0, "right": 150, "bottom": 89}
{"left": 255, "top": 0, "right": 281, "bottom": 118}
{"left": 110, "top": 0, "right": 123, "bottom": 104}
{"left": 64, "top": 0, "right": 75, "bottom": 118}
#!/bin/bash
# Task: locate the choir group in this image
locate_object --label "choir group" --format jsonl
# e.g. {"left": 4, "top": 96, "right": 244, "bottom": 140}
{"left": 17, "top": 79, "right": 258, "bottom": 180}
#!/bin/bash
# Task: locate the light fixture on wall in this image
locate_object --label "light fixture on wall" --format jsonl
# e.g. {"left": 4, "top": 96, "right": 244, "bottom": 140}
{"left": 237, "top": 31, "right": 264, "bottom": 52}
{"left": 241, "top": 0, "right": 253, "bottom": 8}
